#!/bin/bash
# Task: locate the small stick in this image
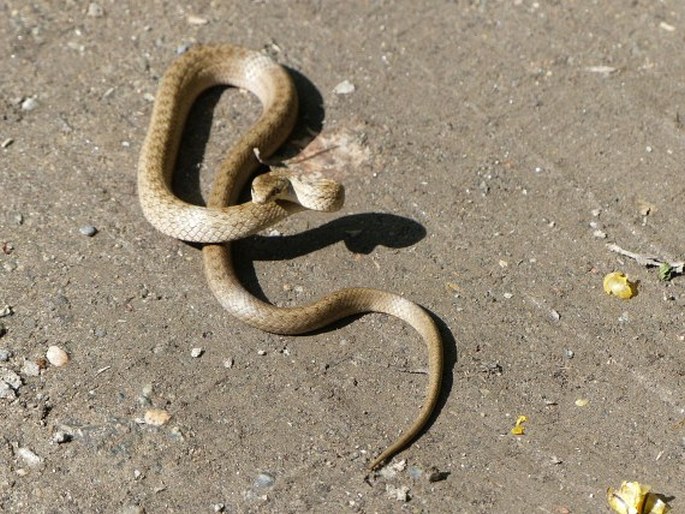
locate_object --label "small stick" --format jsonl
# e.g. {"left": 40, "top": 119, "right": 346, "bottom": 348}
{"left": 606, "top": 243, "right": 684, "bottom": 274}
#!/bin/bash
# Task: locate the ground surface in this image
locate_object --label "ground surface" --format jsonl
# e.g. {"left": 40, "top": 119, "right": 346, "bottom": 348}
{"left": 1, "top": 1, "right": 684, "bottom": 513}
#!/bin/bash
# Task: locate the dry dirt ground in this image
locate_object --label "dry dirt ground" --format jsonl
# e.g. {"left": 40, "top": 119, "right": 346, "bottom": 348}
{"left": 1, "top": 1, "right": 684, "bottom": 513}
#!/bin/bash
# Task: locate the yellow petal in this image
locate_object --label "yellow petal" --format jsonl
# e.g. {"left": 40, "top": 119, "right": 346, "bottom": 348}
{"left": 603, "top": 272, "right": 636, "bottom": 299}
{"left": 607, "top": 481, "right": 671, "bottom": 514}
{"left": 511, "top": 415, "right": 528, "bottom": 435}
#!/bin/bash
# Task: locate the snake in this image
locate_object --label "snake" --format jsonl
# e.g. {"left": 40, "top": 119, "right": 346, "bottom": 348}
{"left": 137, "top": 44, "right": 444, "bottom": 471}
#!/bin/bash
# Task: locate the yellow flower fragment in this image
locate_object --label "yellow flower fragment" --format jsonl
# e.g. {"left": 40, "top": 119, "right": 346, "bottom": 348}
{"left": 603, "top": 272, "right": 636, "bottom": 299}
{"left": 607, "top": 481, "right": 670, "bottom": 514}
{"left": 511, "top": 415, "right": 527, "bottom": 436}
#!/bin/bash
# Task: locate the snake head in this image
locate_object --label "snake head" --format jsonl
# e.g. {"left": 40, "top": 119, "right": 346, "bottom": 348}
{"left": 251, "top": 171, "right": 345, "bottom": 212}
{"left": 251, "top": 172, "right": 293, "bottom": 204}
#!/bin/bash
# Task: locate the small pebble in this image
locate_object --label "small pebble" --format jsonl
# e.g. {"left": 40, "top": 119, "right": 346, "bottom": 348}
{"left": 144, "top": 408, "right": 171, "bottom": 426}
{"left": 333, "top": 80, "right": 356, "bottom": 95}
{"left": 586, "top": 65, "right": 617, "bottom": 75}
{"left": 67, "top": 41, "right": 85, "bottom": 53}
{"left": 0, "top": 305, "right": 13, "bottom": 317}
{"left": 564, "top": 348, "right": 574, "bottom": 359}
{"left": 549, "top": 309, "right": 561, "bottom": 322}
{"left": 79, "top": 225, "right": 98, "bottom": 237}
{"left": 0, "top": 382, "right": 16, "bottom": 399}
{"left": 385, "top": 484, "right": 410, "bottom": 502}
{"left": 257, "top": 350, "right": 267, "bottom": 356}
{"left": 17, "top": 447, "right": 43, "bottom": 467}
{"left": 87, "top": 2, "right": 104, "bottom": 17}
{"left": 187, "top": 14, "right": 209, "bottom": 25}
{"left": 52, "top": 430, "right": 72, "bottom": 444}
{"left": 190, "top": 347, "right": 203, "bottom": 358}
{"left": 253, "top": 472, "right": 275, "bottom": 489}
{"left": 139, "top": 383, "right": 153, "bottom": 404}
{"left": 21, "top": 97, "right": 39, "bottom": 111}
{"left": 21, "top": 359, "right": 41, "bottom": 377}
{"left": 638, "top": 201, "right": 653, "bottom": 216}
{"left": 1, "top": 369, "right": 22, "bottom": 389}
{"left": 169, "top": 426, "right": 185, "bottom": 441}
{"left": 392, "top": 459, "right": 407, "bottom": 471}
{"left": 223, "top": 357, "right": 234, "bottom": 369}
{"left": 592, "top": 229, "right": 607, "bottom": 239}
{"left": 46, "top": 345, "right": 70, "bottom": 367}
{"left": 1, "top": 138, "right": 13, "bottom": 149}
{"left": 213, "top": 504, "right": 225, "bottom": 513}
{"left": 0, "top": 348, "right": 11, "bottom": 361}
{"left": 379, "top": 458, "right": 407, "bottom": 479}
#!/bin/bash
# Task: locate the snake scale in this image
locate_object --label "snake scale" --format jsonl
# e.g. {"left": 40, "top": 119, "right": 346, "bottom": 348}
{"left": 137, "top": 44, "right": 444, "bottom": 471}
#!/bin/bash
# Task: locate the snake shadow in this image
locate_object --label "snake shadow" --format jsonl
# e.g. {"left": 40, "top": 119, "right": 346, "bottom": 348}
{"left": 171, "top": 63, "right": 456, "bottom": 456}
{"left": 232, "top": 212, "right": 457, "bottom": 450}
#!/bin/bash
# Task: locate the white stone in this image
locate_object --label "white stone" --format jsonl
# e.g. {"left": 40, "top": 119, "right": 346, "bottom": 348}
{"left": 21, "top": 359, "right": 41, "bottom": 377}
{"left": 46, "top": 345, "right": 70, "bottom": 367}
{"left": 21, "top": 97, "right": 39, "bottom": 111}
{"left": 17, "top": 447, "right": 43, "bottom": 467}
{"left": 333, "top": 80, "right": 356, "bottom": 95}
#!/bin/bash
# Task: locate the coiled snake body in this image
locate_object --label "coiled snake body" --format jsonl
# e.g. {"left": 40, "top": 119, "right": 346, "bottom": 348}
{"left": 137, "top": 44, "right": 443, "bottom": 470}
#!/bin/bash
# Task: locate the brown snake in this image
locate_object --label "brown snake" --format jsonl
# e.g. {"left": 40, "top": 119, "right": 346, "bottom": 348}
{"left": 137, "top": 44, "right": 443, "bottom": 470}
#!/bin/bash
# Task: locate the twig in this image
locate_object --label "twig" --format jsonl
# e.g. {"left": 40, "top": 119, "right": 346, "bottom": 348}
{"left": 606, "top": 243, "right": 684, "bottom": 275}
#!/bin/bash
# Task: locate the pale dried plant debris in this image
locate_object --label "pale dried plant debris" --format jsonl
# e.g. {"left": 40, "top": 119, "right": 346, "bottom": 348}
{"left": 606, "top": 243, "right": 683, "bottom": 280}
